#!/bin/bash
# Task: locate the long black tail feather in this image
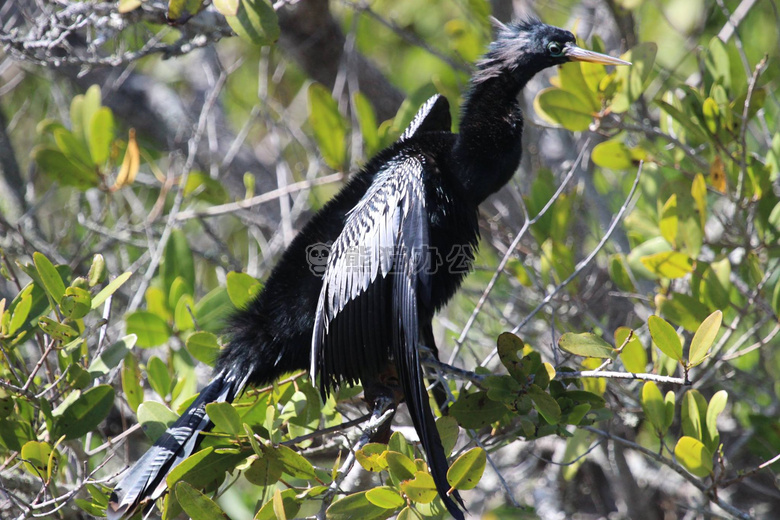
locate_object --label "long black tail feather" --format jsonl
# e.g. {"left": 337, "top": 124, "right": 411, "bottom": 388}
{"left": 108, "top": 365, "right": 250, "bottom": 520}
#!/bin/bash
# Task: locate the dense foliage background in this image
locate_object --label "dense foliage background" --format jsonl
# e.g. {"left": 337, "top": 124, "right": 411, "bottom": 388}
{"left": 1, "top": 0, "right": 778, "bottom": 519}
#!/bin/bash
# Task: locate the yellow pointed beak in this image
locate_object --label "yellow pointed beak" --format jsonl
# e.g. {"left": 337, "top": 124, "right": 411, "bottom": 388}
{"left": 564, "top": 43, "right": 631, "bottom": 66}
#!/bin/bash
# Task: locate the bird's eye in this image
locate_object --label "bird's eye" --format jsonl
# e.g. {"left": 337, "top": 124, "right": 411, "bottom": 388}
{"left": 547, "top": 41, "right": 564, "bottom": 56}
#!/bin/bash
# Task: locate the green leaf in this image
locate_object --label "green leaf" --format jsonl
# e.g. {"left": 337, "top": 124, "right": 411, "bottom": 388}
{"left": 702, "top": 97, "right": 720, "bottom": 135}
{"left": 385, "top": 451, "right": 416, "bottom": 481}
{"left": 52, "top": 385, "right": 114, "bottom": 440}
{"left": 641, "top": 381, "right": 666, "bottom": 433}
{"left": 194, "top": 287, "right": 232, "bottom": 333}
{"left": 688, "top": 310, "right": 722, "bottom": 367}
{"left": 255, "top": 488, "right": 301, "bottom": 520}
{"left": 121, "top": 352, "right": 143, "bottom": 413}
{"left": 21, "top": 441, "right": 58, "bottom": 479}
{"left": 681, "top": 390, "right": 704, "bottom": 441}
{"left": 137, "top": 401, "right": 178, "bottom": 442}
{"left": 204, "top": 402, "right": 241, "bottom": 435}
{"left": 705, "top": 37, "right": 731, "bottom": 91}
{"left": 691, "top": 173, "right": 708, "bottom": 229}
{"left": 54, "top": 127, "right": 94, "bottom": 168}
{"left": 659, "top": 194, "right": 678, "bottom": 247}
{"left": 450, "top": 391, "right": 506, "bottom": 429}
{"left": 60, "top": 286, "right": 92, "bottom": 319}
{"left": 225, "top": 271, "right": 262, "bottom": 310}
{"left": 126, "top": 311, "right": 171, "bottom": 348}
{"left": 615, "top": 327, "right": 646, "bottom": 373}
{"left": 88, "top": 254, "right": 106, "bottom": 287}
{"left": 353, "top": 92, "right": 380, "bottom": 157}
{"left": 186, "top": 331, "right": 221, "bottom": 367}
{"left": 640, "top": 251, "right": 694, "bottom": 279}
{"left": 528, "top": 384, "right": 561, "bottom": 424}
{"left": 674, "top": 436, "right": 713, "bottom": 478}
{"left": 497, "top": 332, "right": 526, "bottom": 381}
{"left": 612, "top": 42, "right": 657, "bottom": 113}
{"left": 9, "top": 292, "right": 32, "bottom": 335}
{"left": 88, "top": 334, "right": 136, "bottom": 377}
{"left": 365, "top": 487, "right": 404, "bottom": 509}
{"left": 648, "top": 315, "right": 683, "bottom": 362}
{"left": 608, "top": 254, "right": 635, "bottom": 292}
{"left": 705, "top": 390, "right": 728, "bottom": 452}
{"left": 183, "top": 171, "right": 229, "bottom": 204}
{"left": 32, "top": 146, "right": 99, "bottom": 188}
{"left": 174, "top": 481, "right": 229, "bottom": 520}
{"left": 558, "top": 61, "right": 600, "bottom": 112}
{"left": 591, "top": 140, "right": 634, "bottom": 170}
{"left": 446, "top": 447, "right": 486, "bottom": 491}
{"left": 558, "top": 332, "right": 616, "bottom": 359}
{"left": 356, "top": 443, "right": 389, "bottom": 472}
{"left": 308, "top": 83, "right": 348, "bottom": 170}
{"left": 225, "top": 0, "right": 280, "bottom": 46}
{"left": 173, "top": 293, "right": 195, "bottom": 331}
{"left": 161, "top": 230, "right": 195, "bottom": 297}
{"left": 38, "top": 316, "right": 77, "bottom": 341}
{"left": 326, "top": 491, "right": 394, "bottom": 520}
{"left": 400, "top": 472, "right": 438, "bottom": 503}
{"left": 436, "top": 416, "right": 459, "bottom": 458}
{"left": 213, "top": 0, "right": 238, "bottom": 16}
{"left": 561, "top": 428, "right": 593, "bottom": 481}
{"left": 244, "top": 450, "right": 284, "bottom": 487}
{"left": 91, "top": 271, "right": 132, "bottom": 309}
{"left": 147, "top": 356, "right": 171, "bottom": 399}
{"left": 664, "top": 391, "right": 676, "bottom": 429}
{"left": 534, "top": 88, "right": 594, "bottom": 131}
{"left": 33, "top": 252, "right": 66, "bottom": 304}
{"left": 274, "top": 444, "right": 317, "bottom": 479}
{"left": 87, "top": 107, "right": 114, "bottom": 165}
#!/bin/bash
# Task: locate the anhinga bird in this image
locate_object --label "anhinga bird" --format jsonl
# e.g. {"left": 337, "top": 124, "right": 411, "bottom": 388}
{"left": 109, "top": 18, "right": 628, "bottom": 520}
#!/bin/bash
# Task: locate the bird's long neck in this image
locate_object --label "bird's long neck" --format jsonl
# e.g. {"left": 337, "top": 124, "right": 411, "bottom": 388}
{"left": 453, "top": 67, "right": 534, "bottom": 205}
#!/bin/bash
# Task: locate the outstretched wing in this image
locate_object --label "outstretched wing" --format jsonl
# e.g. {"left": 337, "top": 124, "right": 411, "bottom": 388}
{"left": 310, "top": 94, "right": 465, "bottom": 519}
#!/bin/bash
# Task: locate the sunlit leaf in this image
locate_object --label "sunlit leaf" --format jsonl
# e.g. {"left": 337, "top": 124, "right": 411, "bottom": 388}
{"left": 558, "top": 332, "right": 616, "bottom": 359}
{"left": 640, "top": 251, "right": 694, "bottom": 279}
{"left": 689, "top": 310, "right": 722, "bottom": 367}
{"left": 648, "top": 315, "right": 683, "bottom": 362}
{"left": 446, "top": 447, "right": 486, "bottom": 491}
{"left": 534, "top": 88, "right": 594, "bottom": 131}
{"left": 674, "top": 436, "right": 713, "bottom": 478}
{"left": 225, "top": 0, "right": 280, "bottom": 46}
{"left": 641, "top": 381, "right": 666, "bottom": 433}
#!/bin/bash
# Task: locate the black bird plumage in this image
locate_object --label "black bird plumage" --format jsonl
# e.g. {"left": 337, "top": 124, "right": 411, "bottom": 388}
{"left": 109, "top": 18, "right": 628, "bottom": 520}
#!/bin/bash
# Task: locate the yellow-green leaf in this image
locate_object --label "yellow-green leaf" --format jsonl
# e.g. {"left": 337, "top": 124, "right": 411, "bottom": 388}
{"left": 225, "top": 0, "right": 280, "bottom": 46}
{"left": 674, "top": 436, "right": 713, "bottom": 478}
{"left": 33, "top": 252, "right": 66, "bottom": 304}
{"left": 591, "top": 139, "right": 633, "bottom": 170}
{"left": 648, "top": 315, "right": 683, "bottom": 362}
{"left": 688, "top": 310, "right": 722, "bottom": 367}
{"left": 640, "top": 251, "right": 694, "bottom": 279}
{"left": 446, "top": 447, "right": 486, "bottom": 491}
{"left": 534, "top": 88, "right": 594, "bottom": 131}
{"left": 659, "top": 194, "right": 678, "bottom": 247}
{"left": 641, "top": 381, "right": 666, "bottom": 433}
{"left": 400, "top": 472, "right": 438, "bottom": 504}
{"left": 558, "top": 332, "right": 616, "bottom": 359}
{"left": 365, "top": 486, "right": 404, "bottom": 509}
{"left": 616, "top": 327, "right": 646, "bottom": 373}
